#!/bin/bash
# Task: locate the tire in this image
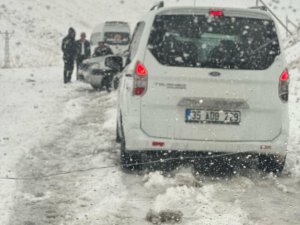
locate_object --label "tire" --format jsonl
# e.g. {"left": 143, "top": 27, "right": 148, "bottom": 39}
{"left": 113, "top": 77, "right": 119, "bottom": 90}
{"left": 78, "top": 74, "right": 84, "bottom": 81}
{"left": 116, "top": 122, "right": 121, "bottom": 143}
{"left": 91, "top": 84, "right": 101, "bottom": 90}
{"left": 120, "top": 140, "right": 142, "bottom": 172}
{"left": 258, "top": 154, "right": 286, "bottom": 174}
{"left": 101, "top": 75, "right": 112, "bottom": 93}
{"left": 119, "top": 123, "right": 142, "bottom": 172}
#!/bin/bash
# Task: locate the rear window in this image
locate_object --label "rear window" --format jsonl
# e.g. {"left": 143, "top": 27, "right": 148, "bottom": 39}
{"left": 104, "top": 32, "right": 130, "bottom": 45}
{"left": 148, "top": 15, "right": 280, "bottom": 70}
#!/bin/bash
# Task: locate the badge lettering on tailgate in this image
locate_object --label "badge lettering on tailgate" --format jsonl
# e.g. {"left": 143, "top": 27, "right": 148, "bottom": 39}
{"left": 155, "top": 82, "right": 186, "bottom": 90}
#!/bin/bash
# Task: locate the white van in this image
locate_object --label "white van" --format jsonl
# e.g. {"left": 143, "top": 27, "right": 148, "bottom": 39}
{"left": 116, "top": 6, "right": 289, "bottom": 173}
{"left": 90, "top": 21, "right": 130, "bottom": 55}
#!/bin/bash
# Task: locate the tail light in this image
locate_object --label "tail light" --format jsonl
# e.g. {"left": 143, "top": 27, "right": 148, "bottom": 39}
{"left": 279, "top": 69, "right": 289, "bottom": 103}
{"left": 209, "top": 10, "right": 224, "bottom": 16}
{"left": 133, "top": 61, "right": 148, "bottom": 96}
{"left": 152, "top": 141, "right": 165, "bottom": 147}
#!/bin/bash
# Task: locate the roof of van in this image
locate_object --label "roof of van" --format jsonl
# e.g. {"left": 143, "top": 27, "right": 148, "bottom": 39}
{"left": 147, "top": 7, "right": 273, "bottom": 20}
{"left": 105, "top": 21, "right": 129, "bottom": 26}
{"left": 92, "top": 21, "right": 130, "bottom": 33}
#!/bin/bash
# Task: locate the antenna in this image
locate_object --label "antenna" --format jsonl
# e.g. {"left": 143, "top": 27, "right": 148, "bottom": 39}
{"left": 254, "top": 0, "right": 293, "bottom": 36}
{"left": 249, "top": 6, "right": 267, "bottom": 11}
{"left": 150, "top": 1, "right": 164, "bottom": 11}
{"left": 0, "top": 30, "right": 14, "bottom": 68}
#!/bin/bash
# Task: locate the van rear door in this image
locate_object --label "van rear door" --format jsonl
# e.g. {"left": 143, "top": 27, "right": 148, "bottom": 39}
{"left": 140, "top": 10, "right": 284, "bottom": 142}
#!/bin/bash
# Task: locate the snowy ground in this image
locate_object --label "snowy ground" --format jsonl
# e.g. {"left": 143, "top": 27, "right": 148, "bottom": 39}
{"left": 0, "top": 63, "right": 299, "bottom": 225}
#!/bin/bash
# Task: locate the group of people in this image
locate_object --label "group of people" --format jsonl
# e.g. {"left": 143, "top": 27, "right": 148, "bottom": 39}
{"left": 61, "top": 27, "right": 113, "bottom": 84}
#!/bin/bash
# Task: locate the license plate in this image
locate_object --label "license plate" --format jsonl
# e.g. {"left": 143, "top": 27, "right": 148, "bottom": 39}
{"left": 185, "top": 109, "right": 241, "bottom": 125}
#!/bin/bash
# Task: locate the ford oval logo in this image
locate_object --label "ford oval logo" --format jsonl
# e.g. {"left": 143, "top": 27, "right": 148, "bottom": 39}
{"left": 209, "top": 71, "right": 221, "bottom": 77}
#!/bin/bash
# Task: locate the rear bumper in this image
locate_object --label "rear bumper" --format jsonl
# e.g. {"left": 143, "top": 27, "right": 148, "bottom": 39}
{"left": 82, "top": 74, "right": 104, "bottom": 86}
{"left": 124, "top": 126, "right": 288, "bottom": 156}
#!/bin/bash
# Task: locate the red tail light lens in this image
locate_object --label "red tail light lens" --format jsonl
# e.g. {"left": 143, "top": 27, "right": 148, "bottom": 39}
{"left": 134, "top": 87, "right": 145, "bottom": 95}
{"left": 152, "top": 141, "right": 165, "bottom": 147}
{"left": 280, "top": 69, "right": 289, "bottom": 81}
{"left": 209, "top": 10, "right": 224, "bottom": 16}
{"left": 136, "top": 62, "right": 147, "bottom": 76}
{"left": 279, "top": 69, "right": 289, "bottom": 103}
{"left": 133, "top": 61, "right": 148, "bottom": 96}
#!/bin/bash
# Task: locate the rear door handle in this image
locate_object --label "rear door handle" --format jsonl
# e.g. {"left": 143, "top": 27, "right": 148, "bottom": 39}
{"left": 125, "top": 74, "right": 133, "bottom": 77}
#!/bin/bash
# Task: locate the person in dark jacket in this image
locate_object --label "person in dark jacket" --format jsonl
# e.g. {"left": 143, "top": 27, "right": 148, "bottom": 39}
{"left": 76, "top": 32, "right": 91, "bottom": 80}
{"left": 92, "top": 41, "right": 113, "bottom": 57}
{"left": 62, "top": 27, "right": 77, "bottom": 83}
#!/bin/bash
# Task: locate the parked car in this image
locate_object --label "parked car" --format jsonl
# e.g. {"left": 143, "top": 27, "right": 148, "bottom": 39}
{"left": 90, "top": 21, "right": 131, "bottom": 55}
{"left": 116, "top": 4, "right": 289, "bottom": 173}
{"left": 78, "top": 55, "right": 123, "bottom": 91}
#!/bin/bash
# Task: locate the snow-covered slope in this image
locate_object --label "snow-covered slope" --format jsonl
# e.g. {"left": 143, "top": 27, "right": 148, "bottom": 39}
{"left": 0, "top": 0, "right": 156, "bottom": 67}
{"left": 0, "top": 0, "right": 299, "bottom": 67}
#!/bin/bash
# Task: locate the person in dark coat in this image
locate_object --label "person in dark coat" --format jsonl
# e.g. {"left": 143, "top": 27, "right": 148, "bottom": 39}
{"left": 92, "top": 41, "right": 113, "bottom": 57}
{"left": 62, "top": 27, "right": 77, "bottom": 83}
{"left": 76, "top": 32, "right": 91, "bottom": 80}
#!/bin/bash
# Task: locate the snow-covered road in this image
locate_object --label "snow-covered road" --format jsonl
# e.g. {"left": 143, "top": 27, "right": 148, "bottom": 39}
{"left": 0, "top": 66, "right": 300, "bottom": 225}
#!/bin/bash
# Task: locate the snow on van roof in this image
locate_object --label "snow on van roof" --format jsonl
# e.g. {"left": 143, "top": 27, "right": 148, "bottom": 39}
{"left": 92, "top": 21, "right": 130, "bottom": 33}
{"left": 105, "top": 21, "right": 129, "bottom": 25}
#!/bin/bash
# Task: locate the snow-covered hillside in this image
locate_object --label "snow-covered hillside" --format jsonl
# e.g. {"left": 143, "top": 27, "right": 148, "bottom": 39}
{"left": 0, "top": 0, "right": 299, "bottom": 67}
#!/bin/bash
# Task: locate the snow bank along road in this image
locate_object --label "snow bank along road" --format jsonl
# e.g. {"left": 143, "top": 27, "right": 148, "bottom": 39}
{"left": 0, "top": 66, "right": 300, "bottom": 225}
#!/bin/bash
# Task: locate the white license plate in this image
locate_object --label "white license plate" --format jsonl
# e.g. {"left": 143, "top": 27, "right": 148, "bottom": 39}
{"left": 185, "top": 109, "right": 241, "bottom": 125}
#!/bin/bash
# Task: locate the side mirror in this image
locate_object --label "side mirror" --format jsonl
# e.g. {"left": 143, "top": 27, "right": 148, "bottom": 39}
{"left": 105, "top": 56, "right": 123, "bottom": 72}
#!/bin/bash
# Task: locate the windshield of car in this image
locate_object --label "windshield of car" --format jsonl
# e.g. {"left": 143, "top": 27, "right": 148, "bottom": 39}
{"left": 104, "top": 32, "right": 130, "bottom": 45}
{"left": 148, "top": 15, "right": 280, "bottom": 70}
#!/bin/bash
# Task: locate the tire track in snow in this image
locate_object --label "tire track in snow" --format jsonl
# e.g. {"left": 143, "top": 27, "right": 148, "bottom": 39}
{"left": 8, "top": 88, "right": 120, "bottom": 225}
{"left": 7, "top": 84, "right": 250, "bottom": 225}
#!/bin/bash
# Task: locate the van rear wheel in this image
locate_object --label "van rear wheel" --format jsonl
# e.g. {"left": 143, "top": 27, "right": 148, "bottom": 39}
{"left": 91, "top": 84, "right": 101, "bottom": 90}
{"left": 113, "top": 77, "right": 119, "bottom": 90}
{"left": 116, "top": 122, "right": 121, "bottom": 143}
{"left": 258, "top": 154, "right": 286, "bottom": 174}
{"left": 120, "top": 141, "right": 142, "bottom": 172}
{"left": 120, "top": 125, "right": 142, "bottom": 172}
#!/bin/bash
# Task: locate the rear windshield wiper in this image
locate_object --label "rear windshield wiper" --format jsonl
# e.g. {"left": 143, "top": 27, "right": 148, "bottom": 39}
{"left": 250, "top": 37, "right": 279, "bottom": 55}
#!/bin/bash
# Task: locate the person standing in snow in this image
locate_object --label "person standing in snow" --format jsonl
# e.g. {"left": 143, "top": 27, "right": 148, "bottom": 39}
{"left": 92, "top": 41, "right": 113, "bottom": 57}
{"left": 61, "top": 27, "right": 77, "bottom": 83}
{"left": 76, "top": 32, "right": 91, "bottom": 80}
